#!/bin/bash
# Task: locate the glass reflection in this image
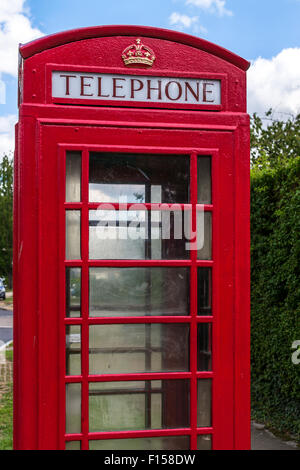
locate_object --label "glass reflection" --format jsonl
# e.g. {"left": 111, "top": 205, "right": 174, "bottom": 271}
{"left": 197, "top": 156, "right": 211, "bottom": 204}
{"left": 197, "top": 211, "right": 212, "bottom": 260}
{"left": 65, "top": 441, "right": 81, "bottom": 450}
{"left": 89, "top": 153, "right": 189, "bottom": 204}
{"left": 198, "top": 268, "right": 212, "bottom": 316}
{"left": 66, "top": 151, "right": 81, "bottom": 202}
{"left": 66, "top": 267, "right": 81, "bottom": 318}
{"left": 89, "top": 267, "right": 190, "bottom": 317}
{"left": 89, "top": 436, "right": 190, "bottom": 450}
{"left": 89, "top": 209, "right": 190, "bottom": 260}
{"left": 197, "top": 379, "right": 212, "bottom": 427}
{"left": 89, "top": 323, "right": 190, "bottom": 374}
{"left": 66, "top": 383, "right": 81, "bottom": 434}
{"left": 197, "top": 324, "right": 212, "bottom": 371}
{"left": 66, "top": 325, "right": 81, "bottom": 376}
{"left": 197, "top": 435, "right": 212, "bottom": 450}
{"left": 89, "top": 380, "right": 190, "bottom": 432}
{"left": 66, "top": 211, "right": 81, "bottom": 260}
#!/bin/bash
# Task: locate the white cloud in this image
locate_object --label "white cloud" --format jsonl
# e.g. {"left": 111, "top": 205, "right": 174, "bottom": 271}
{"left": 0, "top": 0, "right": 43, "bottom": 77}
{"left": 185, "top": 0, "right": 233, "bottom": 16}
{"left": 0, "top": 1, "right": 43, "bottom": 158}
{"left": 0, "top": 115, "right": 17, "bottom": 160}
{"left": 169, "top": 12, "right": 199, "bottom": 28}
{"left": 169, "top": 12, "right": 207, "bottom": 33}
{"left": 0, "top": 0, "right": 25, "bottom": 18}
{"left": 248, "top": 48, "right": 300, "bottom": 117}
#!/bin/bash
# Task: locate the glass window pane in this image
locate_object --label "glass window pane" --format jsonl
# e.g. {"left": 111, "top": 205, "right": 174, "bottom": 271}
{"left": 66, "top": 268, "right": 81, "bottom": 318}
{"left": 66, "top": 151, "right": 81, "bottom": 202}
{"left": 197, "top": 324, "right": 212, "bottom": 371}
{"left": 89, "top": 209, "right": 190, "bottom": 260}
{"left": 66, "top": 211, "right": 81, "bottom": 260}
{"left": 198, "top": 156, "right": 211, "bottom": 204}
{"left": 89, "top": 436, "right": 190, "bottom": 450}
{"left": 66, "top": 325, "right": 81, "bottom": 376}
{"left": 65, "top": 441, "right": 81, "bottom": 450}
{"left": 89, "top": 153, "right": 189, "bottom": 204}
{"left": 89, "top": 267, "right": 190, "bottom": 317}
{"left": 198, "top": 268, "right": 212, "bottom": 316}
{"left": 197, "top": 435, "right": 212, "bottom": 450}
{"left": 197, "top": 379, "right": 212, "bottom": 428}
{"left": 89, "top": 380, "right": 189, "bottom": 432}
{"left": 89, "top": 324, "right": 190, "bottom": 374}
{"left": 197, "top": 211, "right": 212, "bottom": 260}
{"left": 66, "top": 383, "right": 81, "bottom": 434}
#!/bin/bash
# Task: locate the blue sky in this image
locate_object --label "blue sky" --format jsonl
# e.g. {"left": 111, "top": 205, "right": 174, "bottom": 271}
{"left": 30, "top": 0, "right": 300, "bottom": 59}
{"left": 0, "top": 0, "right": 300, "bottom": 157}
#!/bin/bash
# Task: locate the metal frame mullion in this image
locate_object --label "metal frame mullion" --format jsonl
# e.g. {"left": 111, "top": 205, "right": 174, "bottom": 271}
{"left": 80, "top": 149, "right": 89, "bottom": 450}
{"left": 59, "top": 147, "right": 67, "bottom": 450}
{"left": 190, "top": 151, "right": 198, "bottom": 450}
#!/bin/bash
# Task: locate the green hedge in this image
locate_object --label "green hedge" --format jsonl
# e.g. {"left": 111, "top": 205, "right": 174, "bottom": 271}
{"left": 251, "top": 156, "right": 300, "bottom": 440}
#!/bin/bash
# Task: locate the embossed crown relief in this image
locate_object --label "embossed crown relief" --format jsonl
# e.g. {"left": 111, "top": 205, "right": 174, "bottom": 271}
{"left": 122, "top": 38, "right": 156, "bottom": 67}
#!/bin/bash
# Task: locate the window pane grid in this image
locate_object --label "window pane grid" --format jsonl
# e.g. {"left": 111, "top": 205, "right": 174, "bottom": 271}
{"left": 63, "top": 150, "right": 214, "bottom": 451}
{"left": 80, "top": 148, "right": 90, "bottom": 450}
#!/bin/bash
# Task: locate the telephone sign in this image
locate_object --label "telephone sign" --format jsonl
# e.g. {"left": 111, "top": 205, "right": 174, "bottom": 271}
{"left": 52, "top": 71, "right": 221, "bottom": 106}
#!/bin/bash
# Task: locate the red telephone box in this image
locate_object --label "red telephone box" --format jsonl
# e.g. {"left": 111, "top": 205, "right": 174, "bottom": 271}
{"left": 14, "top": 25, "right": 250, "bottom": 450}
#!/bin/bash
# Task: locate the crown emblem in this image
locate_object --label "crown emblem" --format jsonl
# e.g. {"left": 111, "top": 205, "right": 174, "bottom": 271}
{"left": 122, "top": 38, "right": 156, "bottom": 67}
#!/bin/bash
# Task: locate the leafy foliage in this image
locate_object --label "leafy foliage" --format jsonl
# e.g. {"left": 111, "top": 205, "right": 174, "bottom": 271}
{"left": 0, "top": 155, "right": 13, "bottom": 287}
{"left": 251, "top": 110, "right": 300, "bottom": 169}
{"left": 250, "top": 111, "right": 300, "bottom": 439}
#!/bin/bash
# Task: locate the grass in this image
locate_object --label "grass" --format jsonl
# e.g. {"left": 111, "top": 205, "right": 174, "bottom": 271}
{"left": 0, "top": 383, "right": 13, "bottom": 450}
{"left": 5, "top": 348, "right": 13, "bottom": 363}
{"left": 2, "top": 296, "right": 13, "bottom": 307}
{"left": 0, "top": 343, "right": 13, "bottom": 450}
{"left": 3, "top": 342, "right": 13, "bottom": 360}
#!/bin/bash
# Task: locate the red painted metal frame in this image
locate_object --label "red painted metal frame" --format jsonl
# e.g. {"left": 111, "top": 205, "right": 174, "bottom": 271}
{"left": 20, "top": 25, "right": 250, "bottom": 71}
{"left": 60, "top": 141, "right": 216, "bottom": 450}
{"left": 53, "top": 126, "right": 233, "bottom": 450}
{"left": 14, "top": 25, "right": 250, "bottom": 451}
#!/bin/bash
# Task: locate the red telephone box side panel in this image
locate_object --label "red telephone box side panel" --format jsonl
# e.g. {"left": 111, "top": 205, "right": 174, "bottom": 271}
{"left": 13, "top": 117, "right": 39, "bottom": 449}
{"left": 234, "top": 121, "right": 251, "bottom": 449}
{"left": 211, "top": 135, "right": 235, "bottom": 450}
{"left": 13, "top": 123, "right": 19, "bottom": 449}
{"left": 37, "top": 122, "right": 61, "bottom": 449}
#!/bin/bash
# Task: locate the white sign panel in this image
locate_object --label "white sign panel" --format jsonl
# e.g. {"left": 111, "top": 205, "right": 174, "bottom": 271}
{"left": 52, "top": 71, "right": 221, "bottom": 106}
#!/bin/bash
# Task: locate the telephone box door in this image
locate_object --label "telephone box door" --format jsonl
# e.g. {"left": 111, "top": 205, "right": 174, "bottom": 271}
{"left": 36, "top": 122, "right": 237, "bottom": 450}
